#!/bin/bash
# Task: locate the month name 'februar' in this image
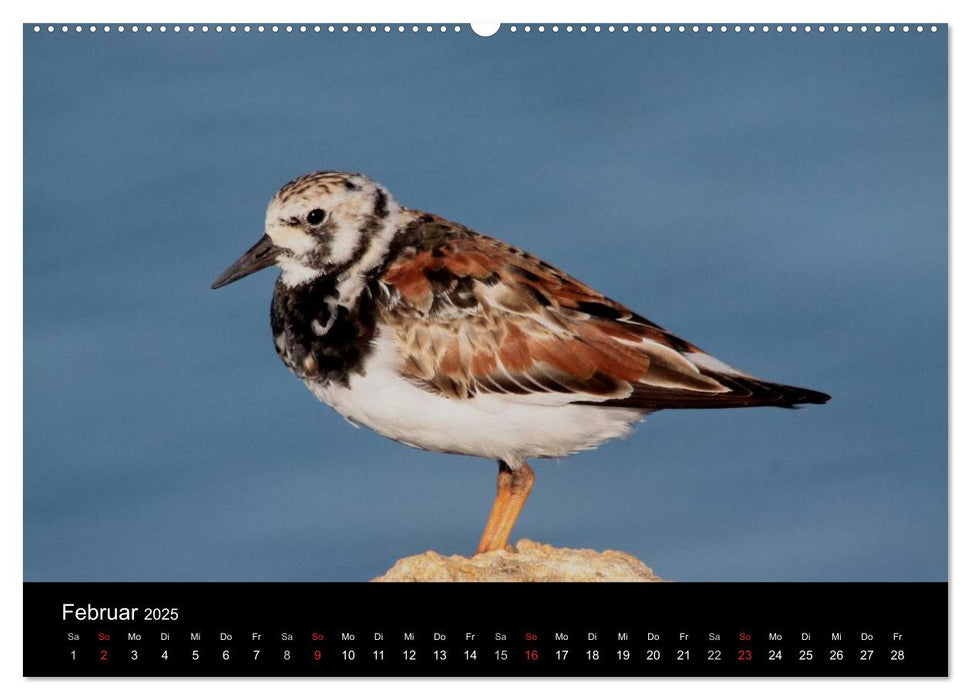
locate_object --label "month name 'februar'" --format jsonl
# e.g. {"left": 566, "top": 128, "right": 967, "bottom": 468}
{"left": 62, "top": 603, "right": 139, "bottom": 621}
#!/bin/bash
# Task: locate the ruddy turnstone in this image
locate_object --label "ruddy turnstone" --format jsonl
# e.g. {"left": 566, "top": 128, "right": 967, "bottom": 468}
{"left": 213, "top": 171, "right": 829, "bottom": 553}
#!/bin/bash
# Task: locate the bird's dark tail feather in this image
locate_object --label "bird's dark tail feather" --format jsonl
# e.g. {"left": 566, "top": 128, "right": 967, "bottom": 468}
{"left": 587, "top": 374, "right": 831, "bottom": 411}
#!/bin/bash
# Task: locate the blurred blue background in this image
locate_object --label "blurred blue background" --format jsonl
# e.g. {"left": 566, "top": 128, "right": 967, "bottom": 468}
{"left": 24, "top": 25, "right": 946, "bottom": 582}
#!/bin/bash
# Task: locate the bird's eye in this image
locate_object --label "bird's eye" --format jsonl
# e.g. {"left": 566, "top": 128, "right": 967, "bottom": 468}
{"left": 306, "top": 209, "right": 325, "bottom": 225}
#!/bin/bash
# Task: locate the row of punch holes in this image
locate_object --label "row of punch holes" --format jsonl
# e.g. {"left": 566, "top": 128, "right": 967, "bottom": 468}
{"left": 33, "top": 24, "right": 940, "bottom": 35}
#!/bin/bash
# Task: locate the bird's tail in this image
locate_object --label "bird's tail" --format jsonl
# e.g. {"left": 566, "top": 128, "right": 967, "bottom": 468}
{"left": 590, "top": 374, "right": 831, "bottom": 411}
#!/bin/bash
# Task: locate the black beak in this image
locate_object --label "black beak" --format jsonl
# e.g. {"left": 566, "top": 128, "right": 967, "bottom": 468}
{"left": 211, "top": 234, "right": 280, "bottom": 289}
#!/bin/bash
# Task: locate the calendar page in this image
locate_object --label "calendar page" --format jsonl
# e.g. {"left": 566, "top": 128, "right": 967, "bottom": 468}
{"left": 22, "top": 21, "right": 947, "bottom": 677}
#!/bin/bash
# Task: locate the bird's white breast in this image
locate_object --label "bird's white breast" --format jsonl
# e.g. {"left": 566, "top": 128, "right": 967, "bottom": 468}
{"left": 305, "top": 328, "right": 647, "bottom": 464}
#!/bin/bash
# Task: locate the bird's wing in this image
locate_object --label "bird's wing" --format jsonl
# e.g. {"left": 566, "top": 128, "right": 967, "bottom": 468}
{"left": 374, "top": 214, "right": 829, "bottom": 409}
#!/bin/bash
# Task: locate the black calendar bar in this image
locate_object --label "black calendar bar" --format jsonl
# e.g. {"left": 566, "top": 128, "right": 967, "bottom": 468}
{"left": 24, "top": 582, "right": 947, "bottom": 677}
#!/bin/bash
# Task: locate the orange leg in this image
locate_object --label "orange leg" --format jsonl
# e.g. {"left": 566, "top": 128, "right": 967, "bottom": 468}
{"left": 475, "top": 461, "right": 535, "bottom": 554}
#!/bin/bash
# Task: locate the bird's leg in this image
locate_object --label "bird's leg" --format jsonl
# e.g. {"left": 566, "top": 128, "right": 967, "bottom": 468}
{"left": 475, "top": 460, "right": 535, "bottom": 554}
{"left": 488, "top": 461, "right": 535, "bottom": 551}
{"left": 475, "top": 462, "right": 513, "bottom": 554}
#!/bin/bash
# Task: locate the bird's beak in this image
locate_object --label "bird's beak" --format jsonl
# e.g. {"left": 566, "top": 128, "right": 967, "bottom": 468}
{"left": 211, "top": 234, "right": 280, "bottom": 289}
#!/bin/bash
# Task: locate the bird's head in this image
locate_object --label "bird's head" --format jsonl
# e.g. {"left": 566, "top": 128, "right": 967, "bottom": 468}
{"left": 212, "top": 171, "right": 405, "bottom": 290}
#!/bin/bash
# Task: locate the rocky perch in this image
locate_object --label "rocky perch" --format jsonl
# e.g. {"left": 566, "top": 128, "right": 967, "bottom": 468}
{"left": 372, "top": 539, "right": 665, "bottom": 582}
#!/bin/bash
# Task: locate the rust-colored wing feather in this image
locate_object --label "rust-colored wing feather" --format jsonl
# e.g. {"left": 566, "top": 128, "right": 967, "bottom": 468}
{"left": 374, "top": 213, "right": 829, "bottom": 410}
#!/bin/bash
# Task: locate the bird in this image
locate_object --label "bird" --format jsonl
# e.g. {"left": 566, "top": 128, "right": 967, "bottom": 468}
{"left": 212, "top": 171, "right": 830, "bottom": 554}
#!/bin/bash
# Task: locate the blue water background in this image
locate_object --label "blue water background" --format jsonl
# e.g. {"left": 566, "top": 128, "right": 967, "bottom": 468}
{"left": 24, "top": 26, "right": 947, "bottom": 581}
